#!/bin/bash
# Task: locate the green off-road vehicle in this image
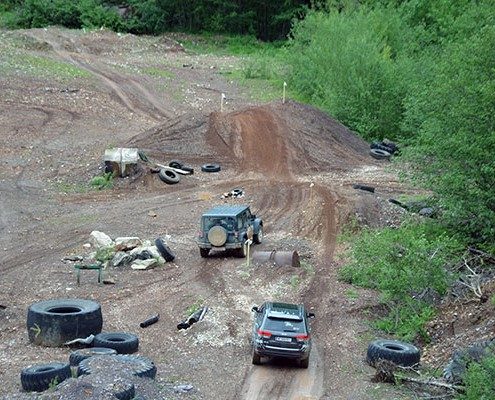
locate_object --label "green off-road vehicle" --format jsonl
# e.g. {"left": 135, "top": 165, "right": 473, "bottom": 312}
{"left": 197, "top": 205, "right": 263, "bottom": 258}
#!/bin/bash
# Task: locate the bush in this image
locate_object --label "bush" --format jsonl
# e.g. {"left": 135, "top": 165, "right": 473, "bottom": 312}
{"left": 286, "top": 7, "right": 413, "bottom": 140}
{"left": 458, "top": 355, "right": 495, "bottom": 400}
{"left": 340, "top": 220, "right": 463, "bottom": 340}
{"left": 89, "top": 172, "right": 113, "bottom": 190}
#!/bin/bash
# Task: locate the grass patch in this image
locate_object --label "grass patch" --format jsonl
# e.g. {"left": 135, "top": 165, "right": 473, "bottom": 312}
{"left": 339, "top": 219, "right": 463, "bottom": 341}
{"left": 89, "top": 172, "right": 113, "bottom": 190}
{"left": 185, "top": 298, "right": 204, "bottom": 316}
{"left": 290, "top": 275, "right": 300, "bottom": 289}
{"left": 180, "top": 33, "right": 281, "bottom": 56}
{"left": 2, "top": 53, "right": 91, "bottom": 80}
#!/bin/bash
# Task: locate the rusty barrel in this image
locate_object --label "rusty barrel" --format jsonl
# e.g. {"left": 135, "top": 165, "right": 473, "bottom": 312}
{"left": 252, "top": 250, "right": 300, "bottom": 268}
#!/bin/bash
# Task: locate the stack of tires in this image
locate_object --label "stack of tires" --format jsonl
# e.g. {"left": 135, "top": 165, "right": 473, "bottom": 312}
{"left": 369, "top": 140, "right": 399, "bottom": 160}
{"left": 22, "top": 298, "right": 156, "bottom": 398}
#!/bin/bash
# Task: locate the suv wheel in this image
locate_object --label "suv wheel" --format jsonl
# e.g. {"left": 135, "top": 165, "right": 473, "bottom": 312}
{"left": 199, "top": 248, "right": 209, "bottom": 258}
{"left": 300, "top": 358, "right": 309, "bottom": 368}
{"left": 252, "top": 350, "right": 261, "bottom": 365}
{"left": 253, "top": 227, "right": 263, "bottom": 244}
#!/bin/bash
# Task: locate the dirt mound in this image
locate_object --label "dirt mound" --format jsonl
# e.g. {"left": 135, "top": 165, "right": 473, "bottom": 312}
{"left": 129, "top": 100, "right": 370, "bottom": 176}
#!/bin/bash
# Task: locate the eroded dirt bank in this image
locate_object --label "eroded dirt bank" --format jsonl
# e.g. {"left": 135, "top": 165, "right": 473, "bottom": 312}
{"left": 0, "top": 28, "right": 410, "bottom": 399}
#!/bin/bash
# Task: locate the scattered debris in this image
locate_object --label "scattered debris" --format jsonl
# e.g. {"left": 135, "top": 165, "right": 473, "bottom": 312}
{"left": 112, "top": 251, "right": 134, "bottom": 267}
{"left": 252, "top": 250, "right": 300, "bottom": 268}
{"left": 148, "top": 211, "right": 157, "bottom": 218}
{"left": 444, "top": 339, "right": 495, "bottom": 383}
{"left": 352, "top": 184, "right": 375, "bottom": 193}
{"left": 173, "top": 384, "right": 194, "bottom": 393}
{"left": 177, "top": 307, "right": 208, "bottom": 330}
{"left": 62, "top": 255, "right": 84, "bottom": 262}
{"left": 221, "top": 188, "right": 245, "bottom": 199}
{"left": 140, "top": 314, "right": 160, "bottom": 328}
{"left": 155, "top": 238, "right": 175, "bottom": 262}
{"left": 64, "top": 334, "right": 95, "bottom": 346}
{"left": 102, "top": 278, "right": 115, "bottom": 285}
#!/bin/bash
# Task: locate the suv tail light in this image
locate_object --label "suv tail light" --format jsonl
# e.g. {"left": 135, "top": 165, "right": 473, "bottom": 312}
{"left": 257, "top": 329, "right": 272, "bottom": 338}
{"left": 295, "top": 334, "right": 309, "bottom": 342}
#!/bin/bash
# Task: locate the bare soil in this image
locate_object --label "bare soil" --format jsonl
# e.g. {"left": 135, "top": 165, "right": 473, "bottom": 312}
{"left": 1, "top": 27, "right": 420, "bottom": 399}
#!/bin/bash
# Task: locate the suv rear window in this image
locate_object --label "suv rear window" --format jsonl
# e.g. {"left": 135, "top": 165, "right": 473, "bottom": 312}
{"left": 263, "top": 317, "right": 305, "bottom": 333}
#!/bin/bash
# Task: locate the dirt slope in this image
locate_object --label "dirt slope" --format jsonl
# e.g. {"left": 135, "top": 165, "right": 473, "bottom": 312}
{"left": 0, "top": 28, "right": 411, "bottom": 399}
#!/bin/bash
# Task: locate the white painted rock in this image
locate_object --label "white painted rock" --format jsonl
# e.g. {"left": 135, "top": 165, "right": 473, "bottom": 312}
{"left": 89, "top": 231, "right": 113, "bottom": 248}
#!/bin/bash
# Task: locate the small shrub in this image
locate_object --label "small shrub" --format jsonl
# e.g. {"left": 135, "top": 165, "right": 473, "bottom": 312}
{"left": 458, "top": 355, "right": 495, "bottom": 400}
{"left": 339, "top": 220, "right": 462, "bottom": 340}
{"left": 89, "top": 172, "right": 113, "bottom": 190}
{"left": 95, "top": 246, "right": 114, "bottom": 263}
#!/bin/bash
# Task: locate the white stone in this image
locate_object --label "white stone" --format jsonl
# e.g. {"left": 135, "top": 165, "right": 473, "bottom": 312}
{"left": 89, "top": 231, "right": 113, "bottom": 248}
{"left": 114, "top": 237, "right": 142, "bottom": 250}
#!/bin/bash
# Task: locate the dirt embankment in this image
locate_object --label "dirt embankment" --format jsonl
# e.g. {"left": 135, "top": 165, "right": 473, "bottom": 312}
{"left": 1, "top": 27, "right": 411, "bottom": 399}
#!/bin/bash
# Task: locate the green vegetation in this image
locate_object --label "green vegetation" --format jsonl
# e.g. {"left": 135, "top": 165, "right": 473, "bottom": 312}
{"left": 0, "top": 0, "right": 319, "bottom": 40}
{"left": 95, "top": 246, "right": 115, "bottom": 263}
{"left": 458, "top": 355, "right": 495, "bottom": 400}
{"left": 1, "top": 53, "right": 91, "bottom": 80}
{"left": 340, "top": 221, "right": 463, "bottom": 341}
{"left": 89, "top": 172, "right": 114, "bottom": 190}
{"left": 142, "top": 67, "right": 174, "bottom": 79}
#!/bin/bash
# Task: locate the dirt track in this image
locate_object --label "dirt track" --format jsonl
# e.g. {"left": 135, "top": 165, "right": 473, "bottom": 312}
{"left": 0, "top": 28, "right": 411, "bottom": 399}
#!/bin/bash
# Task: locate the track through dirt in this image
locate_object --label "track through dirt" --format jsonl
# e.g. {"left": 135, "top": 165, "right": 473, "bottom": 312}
{"left": 0, "top": 28, "right": 411, "bottom": 399}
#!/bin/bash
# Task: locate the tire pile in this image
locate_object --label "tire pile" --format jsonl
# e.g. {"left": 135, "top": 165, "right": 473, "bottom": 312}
{"left": 21, "top": 298, "right": 157, "bottom": 398}
{"left": 369, "top": 139, "right": 399, "bottom": 160}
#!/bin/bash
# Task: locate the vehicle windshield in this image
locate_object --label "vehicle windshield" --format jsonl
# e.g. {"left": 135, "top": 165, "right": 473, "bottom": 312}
{"left": 263, "top": 317, "right": 305, "bottom": 333}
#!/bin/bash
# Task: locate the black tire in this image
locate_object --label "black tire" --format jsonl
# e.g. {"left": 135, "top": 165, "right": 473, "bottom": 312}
{"left": 201, "top": 163, "right": 221, "bottom": 173}
{"left": 367, "top": 339, "right": 420, "bottom": 367}
{"left": 155, "top": 238, "right": 175, "bottom": 262}
{"left": 168, "top": 160, "right": 183, "bottom": 169}
{"left": 300, "top": 358, "right": 309, "bottom": 369}
{"left": 369, "top": 149, "right": 391, "bottom": 160}
{"left": 69, "top": 347, "right": 117, "bottom": 366}
{"left": 253, "top": 226, "right": 263, "bottom": 244}
{"left": 158, "top": 168, "right": 180, "bottom": 184}
{"left": 199, "top": 248, "right": 210, "bottom": 258}
{"left": 78, "top": 354, "right": 156, "bottom": 379}
{"left": 180, "top": 165, "right": 194, "bottom": 174}
{"left": 352, "top": 184, "right": 375, "bottom": 193}
{"left": 93, "top": 332, "right": 139, "bottom": 354}
{"left": 21, "top": 362, "right": 71, "bottom": 392}
{"left": 370, "top": 143, "right": 395, "bottom": 154}
{"left": 252, "top": 350, "right": 261, "bottom": 365}
{"left": 27, "top": 299, "right": 103, "bottom": 347}
{"left": 388, "top": 198, "right": 406, "bottom": 208}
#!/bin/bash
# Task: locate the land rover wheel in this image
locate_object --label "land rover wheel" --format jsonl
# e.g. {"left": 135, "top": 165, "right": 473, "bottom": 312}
{"left": 199, "top": 248, "right": 210, "bottom": 258}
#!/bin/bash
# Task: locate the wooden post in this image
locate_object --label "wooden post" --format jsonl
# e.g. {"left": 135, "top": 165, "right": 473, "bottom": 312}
{"left": 283, "top": 82, "right": 287, "bottom": 104}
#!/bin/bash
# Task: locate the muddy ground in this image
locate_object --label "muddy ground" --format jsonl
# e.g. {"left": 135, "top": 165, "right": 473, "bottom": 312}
{"left": 0, "top": 27, "right": 426, "bottom": 399}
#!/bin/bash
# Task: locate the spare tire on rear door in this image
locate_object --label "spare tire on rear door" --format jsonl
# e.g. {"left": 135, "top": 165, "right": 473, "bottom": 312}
{"left": 27, "top": 299, "right": 103, "bottom": 347}
{"left": 367, "top": 339, "right": 420, "bottom": 367}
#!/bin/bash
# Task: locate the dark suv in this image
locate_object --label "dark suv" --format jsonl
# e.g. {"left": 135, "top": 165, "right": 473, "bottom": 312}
{"left": 197, "top": 205, "right": 263, "bottom": 258}
{"left": 251, "top": 302, "right": 315, "bottom": 368}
